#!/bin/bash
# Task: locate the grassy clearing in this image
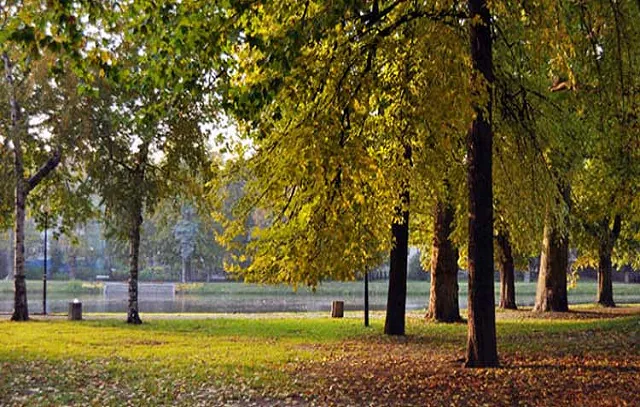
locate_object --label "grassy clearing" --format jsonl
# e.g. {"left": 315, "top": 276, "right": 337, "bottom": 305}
{"left": 1, "top": 306, "right": 639, "bottom": 406}
{"left": 0, "top": 316, "right": 371, "bottom": 406}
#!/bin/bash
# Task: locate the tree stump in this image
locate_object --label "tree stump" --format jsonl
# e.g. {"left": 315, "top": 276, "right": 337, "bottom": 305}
{"left": 331, "top": 301, "right": 344, "bottom": 318}
{"left": 68, "top": 301, "right": 82, "bottom": 321}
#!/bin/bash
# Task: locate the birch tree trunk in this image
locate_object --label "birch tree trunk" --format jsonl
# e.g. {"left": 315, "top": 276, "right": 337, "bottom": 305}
{"left": 4, "top": 52, "right": 29, "bottom": 321}
{"left": 126, "top": 147, "right": 148, "bottom": 325}
{"left": 12, "top": 180, "right": 29, "bottom": 321}
{"left": 127, "top": 205, "right": 143, "bottom": 324}
{"left": 4, "top": 52, "right": 61, "bottom": 321}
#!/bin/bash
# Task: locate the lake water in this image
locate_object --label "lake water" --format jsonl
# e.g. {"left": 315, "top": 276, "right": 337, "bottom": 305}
{"left": 0, "top": 292, "right": 427, "bottom": 314}
{"left": 2, "top": 285, "right": 639, "bottom": 315}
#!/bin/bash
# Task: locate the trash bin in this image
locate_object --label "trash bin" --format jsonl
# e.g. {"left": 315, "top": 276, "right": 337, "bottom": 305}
{"left": 331, "top": 301, "right": 344, "bottom": 318}
{"left": 68, "top": 299, "right": 82, "bottom": 321}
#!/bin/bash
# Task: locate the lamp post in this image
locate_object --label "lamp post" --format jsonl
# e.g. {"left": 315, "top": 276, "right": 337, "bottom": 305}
{"left": 42, "top": 206, "right": 49, "bottom": 315}
{"left": 364, "top": 269, "right": 369, "bottom": 327}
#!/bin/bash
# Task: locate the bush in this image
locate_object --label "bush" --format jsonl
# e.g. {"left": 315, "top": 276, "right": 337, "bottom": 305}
{"left": 175, "top": 283, "right": 205, "bottom": 293}
{"left": 139, "top": 266, "right": 180, "bottom": 282}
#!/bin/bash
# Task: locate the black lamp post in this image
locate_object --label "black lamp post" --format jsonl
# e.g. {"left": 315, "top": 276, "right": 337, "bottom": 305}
{"left": 364, "top": 269, "right": 369, "bottom": 327}
{"left": 42, "top": 208, "right": 48, "bottom": 315}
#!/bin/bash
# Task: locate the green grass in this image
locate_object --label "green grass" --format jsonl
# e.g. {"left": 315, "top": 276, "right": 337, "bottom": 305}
{"left": 0, "top": 316, "right": 373, "bottom": 405}
{"left": 1, "top": 309, "right": 639, "bottom": 405}
{"left": 0, "top": 280, "right": 104, "bottom": 295}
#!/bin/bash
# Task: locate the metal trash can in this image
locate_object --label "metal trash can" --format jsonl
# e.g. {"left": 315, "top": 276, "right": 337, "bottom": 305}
{"left": 331, "top": 301, "right": 344, "bottom": 318}
{"left": 68, "top": 299, "right": 82, "bottom": 321}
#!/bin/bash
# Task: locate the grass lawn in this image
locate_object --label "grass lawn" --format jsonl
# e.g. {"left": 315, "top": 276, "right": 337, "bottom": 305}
{"left": 1, "top": 306, "right": 639, "bottom": 406}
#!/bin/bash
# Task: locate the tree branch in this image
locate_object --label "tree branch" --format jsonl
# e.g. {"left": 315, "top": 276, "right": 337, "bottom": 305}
{"left": 26, "top": 149, "right": 62, "bottom": 194}
{"left": 374, "top": 8, "right": 466, "bottom": 39}
{"left": 359, "top": 0, "right": 405, "bottom": 27}
{"left": 611, "top": 214, "right": 622, "bottom": 242}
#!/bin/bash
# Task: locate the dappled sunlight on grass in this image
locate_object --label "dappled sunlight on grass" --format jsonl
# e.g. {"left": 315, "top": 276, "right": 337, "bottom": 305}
{"left": 1, "top": 307, "right": 639, "bottom": 406}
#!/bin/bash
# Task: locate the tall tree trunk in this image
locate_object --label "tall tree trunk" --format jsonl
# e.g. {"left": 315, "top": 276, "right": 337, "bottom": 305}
{"left": 12, "top": 187, "right": 28, "bottom": 321}
{"left": 384, "top": 146, "right": 411, "bottom": 336}
{"left": 426, "top": 198, "right": 461, "bottom": 322}
{"left": 384, "top": 203, "right": 409, "bottom": 336}
{"left": 4, "top": 52, "right": 28, "bottom": 321}
{"left": 597, "top": 243, "right": 615, "bottom": 307}
{"left": 496, "top": 231, "right": 517, "bottom": 310}
{"left": 127, "top": 202, "right": 143, "bottom": 324}
{"left": 533, "top": 218, "right": 569, "bottom": 312}
{"left": 465, "top": 0, "right": 499, "bottom": 368}
{"left": 596, "top": 215, "right": 621, "bottom": 307}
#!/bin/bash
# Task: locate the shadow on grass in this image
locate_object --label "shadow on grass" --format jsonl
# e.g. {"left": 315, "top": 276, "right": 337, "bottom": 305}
{"left": 508, "top": 363, "right": 640, "bottom": 373}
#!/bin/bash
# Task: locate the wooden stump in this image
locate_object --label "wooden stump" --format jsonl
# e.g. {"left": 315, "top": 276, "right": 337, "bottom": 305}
{"left": 68, "top": 302, "right": 82, "bottom": 321}
{"left": 331, "top": 301, "right": 344, "bottom": 318}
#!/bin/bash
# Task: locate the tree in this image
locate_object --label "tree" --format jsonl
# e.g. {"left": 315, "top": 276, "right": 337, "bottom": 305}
{"left": 464, "top": 0, "right": 499, "bottom": 367}
{"left": 495, "top": 231, "right": 516, "bottom": 309}
{"left": 384, "top": 145, "right": 411, "bottom": 336}
{"left": 487, "top": 0, "right": 590, "bottom": 315}
{"left": 2, "top": 54, "right": 60, "bottom": 321}
{"left": 564, "top": 0, "right": 640, "bottom": 308}
{"left": 534, "top": 198, "right": 570, "bottom": 312}
{"left": 217, "top": 2, "right": 470, "bottom": 342}
{"left": 88, "top": 0, "right": 226, "bottom": 323}
{"left": 489, "top": 0, "right": 579, "bottom": 315}
{"left": 89, "top": 93, "right": 209, "bottom": 323}
{"left": 426, "top": 184, "right": 462, "bottom": 322}
{"left": 1, "top": 1, "right": 97, "bottom": 320}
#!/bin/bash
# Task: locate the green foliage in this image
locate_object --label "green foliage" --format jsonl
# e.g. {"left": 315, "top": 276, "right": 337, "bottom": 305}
{"left": 0, "top": 0, "right": 102, "bottom": 226}
{"left": 1, "top": 0, "right": 637, "bottom": 307}
{"left": 84, "top": 1, "right": 230, "bottom": 250}
{"left": 213, "top": 1, "right": 475, "bottom": 287}
{"left": 561, "top": 1, "right": 640, "bottom": 270}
